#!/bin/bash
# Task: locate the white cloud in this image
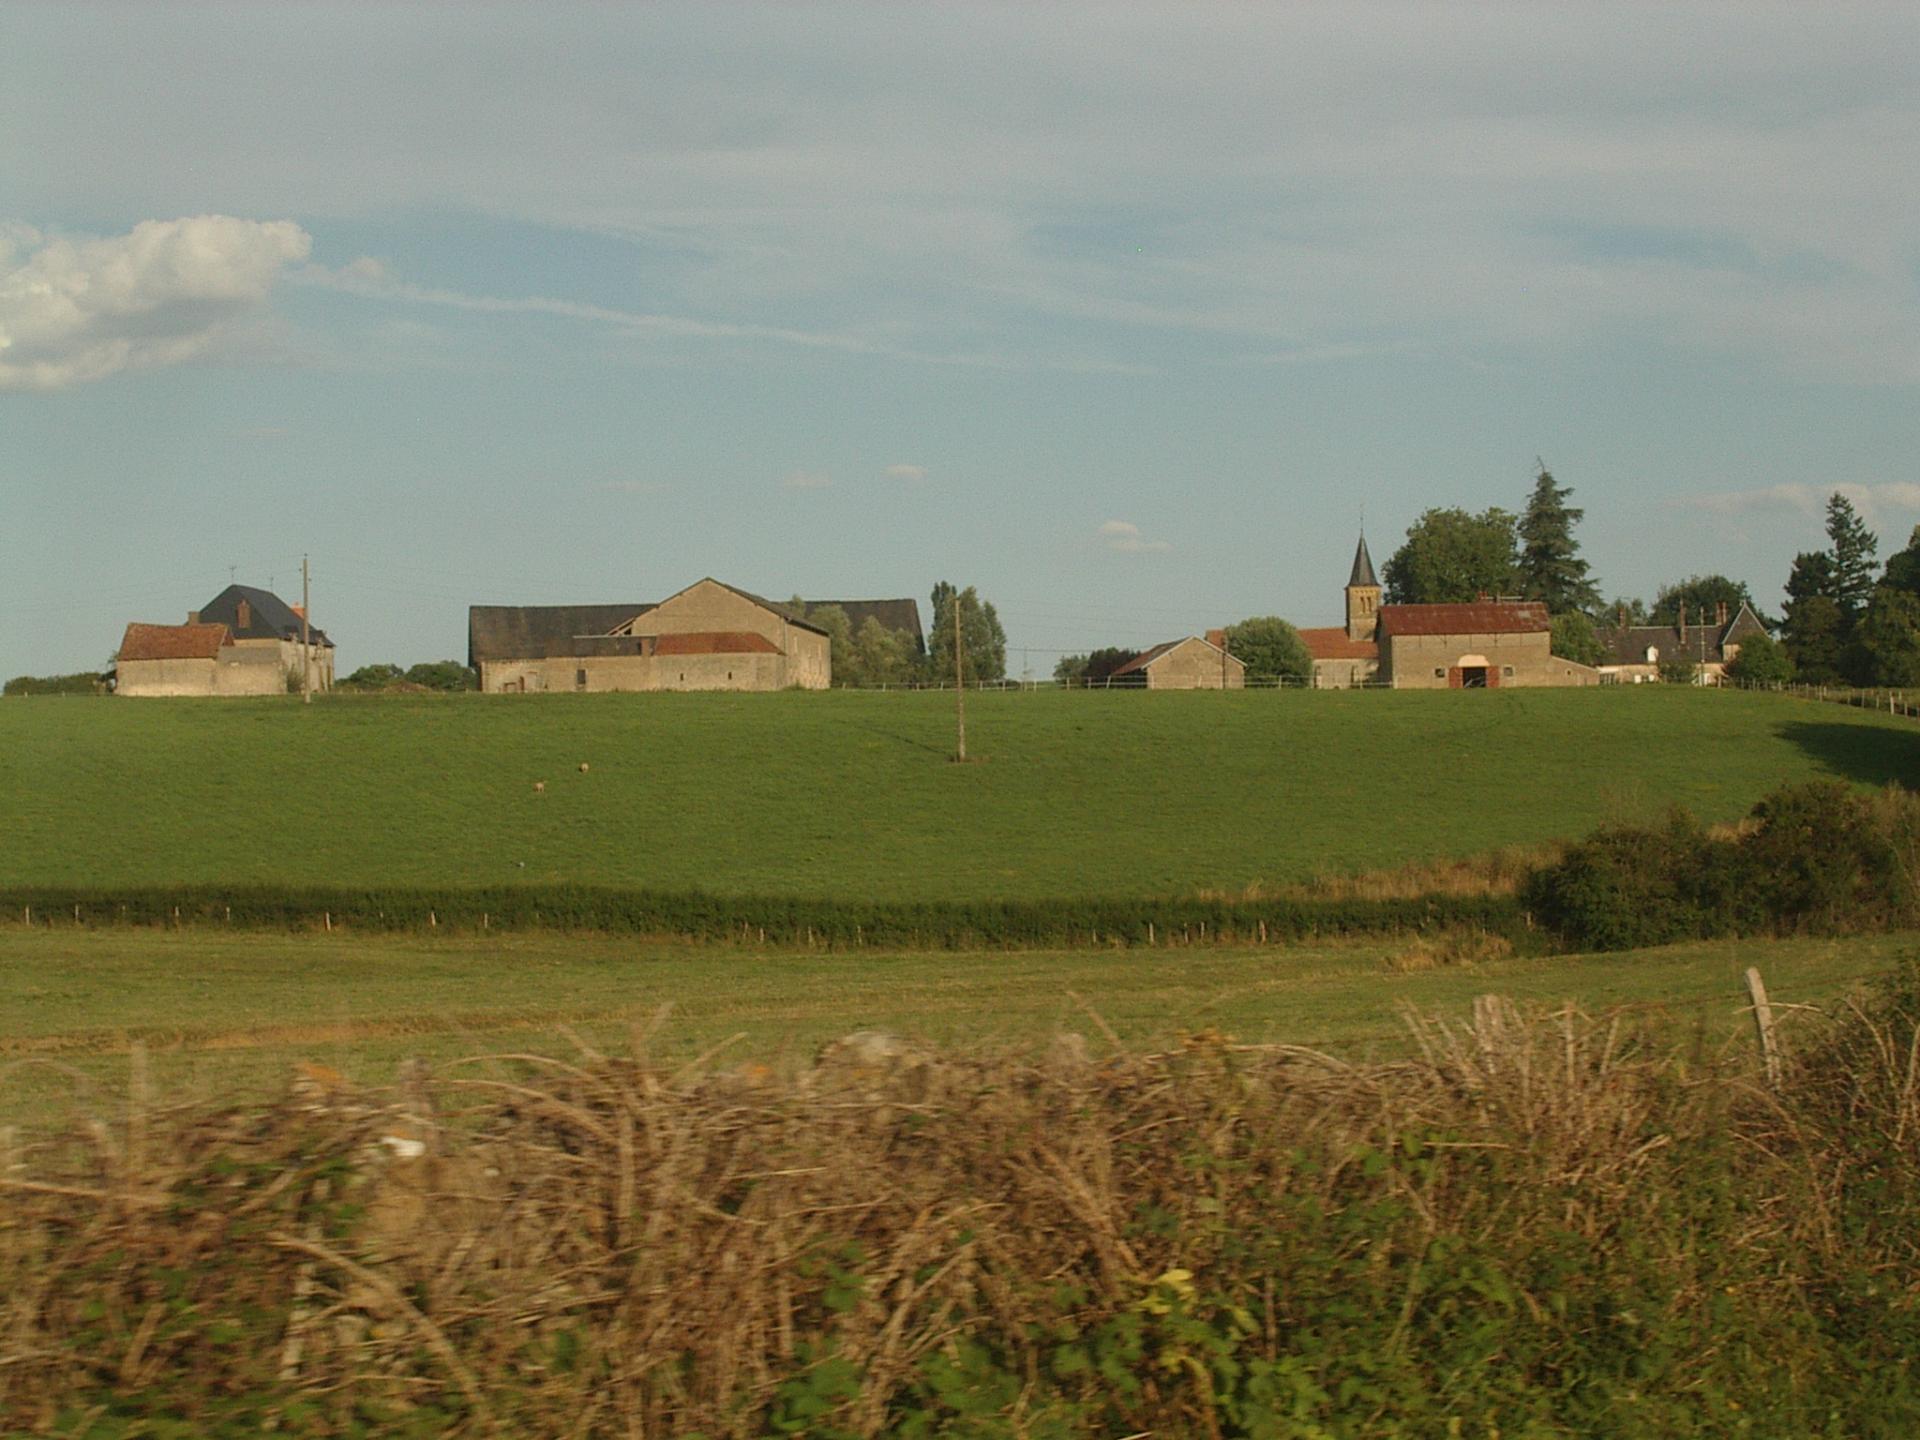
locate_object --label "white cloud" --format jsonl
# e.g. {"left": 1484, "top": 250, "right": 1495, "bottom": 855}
{"left": 0, "top": 216, "right": 311, "bottom": 390}
{"left": 1099, "top": 519, "right": 1170, "bottom": 553}
{"left": 782, "top": 469, "right": 831, "bottom": 489}
{"left": 1676, "top": 481, "right": 1920, "bottom": 526}
{"left": 883, "top": 463, "right": 926, "bottom": 481}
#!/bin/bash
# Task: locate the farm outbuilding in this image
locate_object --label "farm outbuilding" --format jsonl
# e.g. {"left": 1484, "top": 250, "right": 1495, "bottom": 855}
{"left": 1377, "top": 602, "right": 1597, "bottom": 689}
{"left": 1110, "top": 636, "right": 1245, "bottom": 689}
{"left": 114, "top": 622, "right": 284, "bottom": 696}
{"left": 469, "top": 577, "right": 831, "bottom": 693}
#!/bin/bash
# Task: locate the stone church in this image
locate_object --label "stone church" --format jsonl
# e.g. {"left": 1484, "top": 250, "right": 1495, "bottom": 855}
{"left": 1296, "top": 536, "right": 1599, "bottom": 689}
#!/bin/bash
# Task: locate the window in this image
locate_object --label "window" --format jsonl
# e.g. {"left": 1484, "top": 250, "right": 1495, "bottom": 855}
{"left": 1503, "top": 666, "right": 1514, "bottom": 677}
{"left": 1433, "top": 668, "right": 1446, "bottom": 678}
{"left": 575, "top": 668, "right": 587, "bottom": 690}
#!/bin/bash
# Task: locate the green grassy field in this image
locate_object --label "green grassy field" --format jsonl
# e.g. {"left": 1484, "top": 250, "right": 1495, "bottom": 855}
{"left": 3, "top": 925, "right": 1907, "bottom": 1122}
{"left": 3, "top": 686, "right": 1915, "bottom": 900}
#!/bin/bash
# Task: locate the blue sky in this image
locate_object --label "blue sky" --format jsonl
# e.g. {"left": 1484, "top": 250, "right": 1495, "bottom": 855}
{"left": 3, "top": 2, "right": 1916, "bottom": 677}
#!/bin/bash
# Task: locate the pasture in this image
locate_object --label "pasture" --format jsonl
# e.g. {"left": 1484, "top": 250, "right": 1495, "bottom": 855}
{"left": 1, "top": 924, "right": 1905, "bottom": 1122}
{"left": 2, "top": 685, "right": 1914, "bottom": 900}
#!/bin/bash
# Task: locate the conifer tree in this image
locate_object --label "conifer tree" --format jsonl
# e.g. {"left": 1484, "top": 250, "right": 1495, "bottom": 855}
{"left": 1825, "top": 493, "right": 1879, "bottom": 621}
{"left": 1517, "top": 464, "right": 1601, "bottom": 615}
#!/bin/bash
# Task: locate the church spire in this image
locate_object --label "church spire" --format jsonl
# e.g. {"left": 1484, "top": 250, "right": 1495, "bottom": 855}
{"left": 1347, "top": 531, "right": 1378, "bottom": 589}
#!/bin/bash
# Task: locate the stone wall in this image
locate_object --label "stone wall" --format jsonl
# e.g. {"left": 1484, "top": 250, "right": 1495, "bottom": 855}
{"left": 1143, "top": 638, "right": 1244, "bottom": 690}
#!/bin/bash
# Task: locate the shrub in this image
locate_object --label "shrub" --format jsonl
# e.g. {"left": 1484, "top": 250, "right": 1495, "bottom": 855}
{"left": 1725, "top": 631, "right": 1791, "bottom": 685}
{"left": 1527, "top": 781, "right": 1920, "bottom": 950}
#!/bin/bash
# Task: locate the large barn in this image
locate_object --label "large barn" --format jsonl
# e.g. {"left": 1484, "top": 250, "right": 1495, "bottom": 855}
{"left": 468, "top": 577, "right": 832, "bottom": 693}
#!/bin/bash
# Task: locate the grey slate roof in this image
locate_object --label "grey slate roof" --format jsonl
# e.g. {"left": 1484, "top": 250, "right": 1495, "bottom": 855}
{"left": 803, "top": 598, "right": 926, "bottom": 655}
{"left": 1602, "top": 604, "right": 1769, "bottom": 666}
{"left": 196, "top": 584, "right": 332, "bottom": 647}
{"left": 468, "top": 604, "right": 654, "bottom": 666}
{"left": 1348, "top": 534, "right": 1379, "bottom": 589}
{"left": 467, "top": 580, "right": 831, "bottom": 667}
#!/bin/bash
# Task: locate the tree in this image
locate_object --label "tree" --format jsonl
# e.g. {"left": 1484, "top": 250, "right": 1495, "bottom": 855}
{"left": 850, "top": 617, "right": 913, "bottom": 686}
{"left": 1604, "top": 596, "right": 1650, "bottom": 628}
{"left": 1650, "top": 575, "right": 1761, "bottom": 627}
{"left": 1054, "top": 647, "right": 1139, "bottom": 685}
{"left": 1880, "top": 525, "right": 1920, "bottom": 597}
{"left": 1517, "top": 465, "right": 1601, "bottom": 614}
{"left": 339, "top": 663, "right": 404, "bottom": 690}
{"left": 404, "top": 661, "right": 477, "bottom": 691}
{"left": 1826, "top": 492, "right": 1879, "bottom": 621}
{"left": 927, "top": 582, "right": 1007, "bottom": 683}
{"left": 798, "top": 603, "right": 856, "bottom": 684}
{"left": 1381, "top": 508, "right": 1519, "bottom": 605}
{"left": 1222, "top": 617, "right": 1311, "bottom": 684}
{"left": 1724, "top": 632, "right": 1792, "bottom": 686}
{"left": 1549, "top": 611, "right": 1605, "bottom": 668}
{"left": 1852, "top": 588, "right": 1920, "bottom": 687}
{"left": 1781, "top": 552, "right": 1846, "bottom": 683}
{"left": 1657, "top": 653, "right": 1700, "bottom": 685}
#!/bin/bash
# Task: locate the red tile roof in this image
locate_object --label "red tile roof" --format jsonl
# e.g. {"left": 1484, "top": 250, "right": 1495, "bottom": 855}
{"left": 652, "top": 630, "right": 781, "bottom": 656}
{"left": 1378, "top": 602, "right": 1548, "bottom": 637}
{"left": 1297, "top": 627, "right": 1379, "bottom": 661}
{"left": 117, "top": 622, "right": 232, "bottom": 662}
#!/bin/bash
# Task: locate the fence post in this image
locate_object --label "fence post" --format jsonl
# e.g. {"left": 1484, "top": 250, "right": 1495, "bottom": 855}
{"left": 1744, "top": 966, "right": 1783, "bottom": 1090}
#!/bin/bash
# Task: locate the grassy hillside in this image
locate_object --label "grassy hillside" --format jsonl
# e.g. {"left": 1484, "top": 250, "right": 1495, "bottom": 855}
{"left": 2, "top": 925, "right": 1904, "bottom": 1121}
{"left": 2, "top": 686, "right": 1913, "bottom": 899}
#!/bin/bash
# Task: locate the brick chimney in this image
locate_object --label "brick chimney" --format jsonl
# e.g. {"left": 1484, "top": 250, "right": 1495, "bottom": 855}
{"left": 1716, "top": 601, "right": 1728, "bottom": 627}
{"left": 1205, "top": 628, "right": 1227, "bottom": 650}
{"left": 187, "top": 610, "right": 201, "bottom": 624}
{"left": 1677, "top": 600, "right": 1687, "bottom": 634}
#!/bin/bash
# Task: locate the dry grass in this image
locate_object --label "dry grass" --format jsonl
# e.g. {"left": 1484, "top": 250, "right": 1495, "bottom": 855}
{"left": 3, "top": 985, "right": 1919, "bottom": 1437}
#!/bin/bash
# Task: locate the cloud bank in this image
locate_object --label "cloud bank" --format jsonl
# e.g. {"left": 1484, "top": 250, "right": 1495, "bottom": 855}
{"left": 0, "top": 216, "right": 311, "bottom": 390}
{"left": 1099, "top": 519, "right": 1170, "bottom": 553}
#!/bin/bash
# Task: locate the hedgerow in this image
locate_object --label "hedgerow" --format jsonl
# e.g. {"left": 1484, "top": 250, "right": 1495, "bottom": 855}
{"left": 6, "top": 974, "right": 1920, "bottom": 1436}
{"left": 0, "top": 884, "right": 1525, "bottom": 950}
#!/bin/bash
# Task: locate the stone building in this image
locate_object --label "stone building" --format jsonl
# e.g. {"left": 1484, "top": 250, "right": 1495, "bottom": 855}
{"left": 1598, "top": 602, "right": 1768, "bottom": 684}
{"left": 469, "top": 577, "right": 831, "bottom": 693}
{"left": 116, "top": 582, "right": 333, "bottom": 696}
{"left": 1109, "top": 635, "right": 1245, "bottom": 689}
{"left": 1289, "top": 534, "right": 1599, "bottom": 689}
{"left": 1298, "top": 536, "right": 1384, "bottom": 688}
{"left": 1377, "top": 601, "right": 1596, "bottom": 688}
{"left": 189, "top": 584, "right": 335, "bottom": 691}
{"left": 115, "top": 622, "right": 285, "bottom": 696}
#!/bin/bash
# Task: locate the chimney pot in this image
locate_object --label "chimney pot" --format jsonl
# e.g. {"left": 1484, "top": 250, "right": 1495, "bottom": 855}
{"left": 187, "top": 610, "right": 201, "bottom": 624}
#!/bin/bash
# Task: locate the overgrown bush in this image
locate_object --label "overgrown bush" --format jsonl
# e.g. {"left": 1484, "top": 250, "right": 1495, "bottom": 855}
{"left": 3, "top": 671, "right": 104, "bottom": 696}
{"left": 1526, "top": 780, "right": 1920, "bottom": 950}
{"left": 6, "top": 990, "right": 1920, "bottom": 1436}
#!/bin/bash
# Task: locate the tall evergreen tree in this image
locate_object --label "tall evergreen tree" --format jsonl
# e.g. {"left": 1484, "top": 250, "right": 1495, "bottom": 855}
{"left": 1825, "top": 492, "right": 1879, "bottom": 620}
{"left": 1516, "top": 464, "right": 1601, "bottom": 614}
{"left": 1780, "top": 551, "right": 1846, "bottom": 682}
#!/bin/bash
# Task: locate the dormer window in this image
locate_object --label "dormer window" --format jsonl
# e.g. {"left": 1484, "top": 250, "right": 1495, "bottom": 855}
{"left": 1645, "top": 646, "right": 1659, "bottom": 664}
{"left": 236, "top": 599, "right": 251, "bottom": 631}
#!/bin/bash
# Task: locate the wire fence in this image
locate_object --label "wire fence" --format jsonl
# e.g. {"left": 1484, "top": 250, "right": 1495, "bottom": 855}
{"left": 1720, "top": 677, "right": 1920, "bottom": 720}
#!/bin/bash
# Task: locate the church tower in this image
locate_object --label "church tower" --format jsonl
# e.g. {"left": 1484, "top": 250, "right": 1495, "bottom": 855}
{"left": 1345, "top": 533, "right": 1381, "bottom": 642}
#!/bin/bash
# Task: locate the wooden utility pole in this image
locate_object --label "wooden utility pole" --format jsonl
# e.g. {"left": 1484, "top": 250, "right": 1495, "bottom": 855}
{"left": 301, "top": 554, "right": 312, "bottom": 705}
{"left": 953, "top": 588, "right": 967, "bottom": 762}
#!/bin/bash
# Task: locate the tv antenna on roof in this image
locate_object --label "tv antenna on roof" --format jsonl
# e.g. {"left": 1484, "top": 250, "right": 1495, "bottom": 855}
{"left": 228, "top": 565, "right": 238, "bottom": 584}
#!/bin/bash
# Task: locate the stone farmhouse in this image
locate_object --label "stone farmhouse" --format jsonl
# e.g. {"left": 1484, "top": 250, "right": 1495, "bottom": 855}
{"left": 1293, "top": 535, "right": 1599, "bottom": 689}
{"left": 1110, "top": 635, "right": 1245, "bottom": 689}
{"left": 469, "top": 577, "right": 840, "bottom": 693}
{"left": 115, "top": 584, "right": 333, "bottom": 697}
{"left": 1599, "top": 602, "right": 1768, "bottom": 684}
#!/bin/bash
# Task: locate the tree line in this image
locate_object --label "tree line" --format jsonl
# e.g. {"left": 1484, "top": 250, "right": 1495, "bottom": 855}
{"left": 790, "top": 584, "right": 1009, "bottom": 688}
